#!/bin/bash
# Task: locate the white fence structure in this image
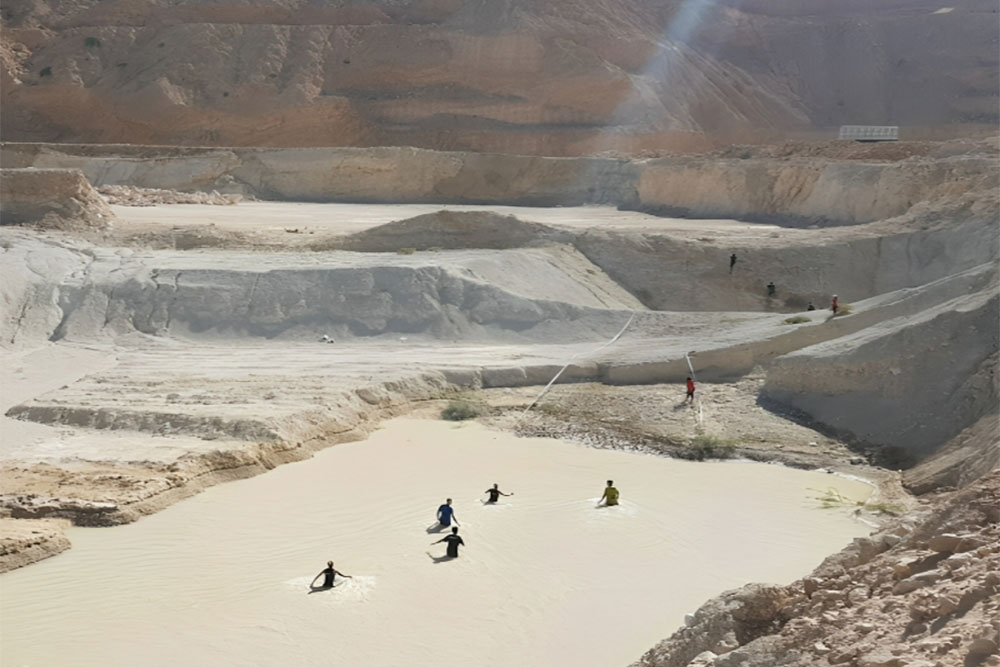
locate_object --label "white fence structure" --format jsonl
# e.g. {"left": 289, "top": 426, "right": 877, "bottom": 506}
{"left": 838, "top": 125, "right": 899, "bottom": 141}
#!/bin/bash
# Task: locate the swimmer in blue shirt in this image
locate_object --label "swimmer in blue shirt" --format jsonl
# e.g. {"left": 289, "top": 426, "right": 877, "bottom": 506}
{"left": 437, "top": 498, "right": 459, "bottom": 527}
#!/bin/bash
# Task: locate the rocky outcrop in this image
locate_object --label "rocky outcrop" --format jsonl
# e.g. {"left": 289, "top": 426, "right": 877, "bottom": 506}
{"left": 0, "top": 167, "right": 114, "bottom": 227}
{"left": 1, "top": 0, "right": 996, "bottom": 153}
{"left": 97, "top": 185, "right": 242, "bottom": 206}
{"left": 632, "top": 470, "right": 1000, "bottom": 667}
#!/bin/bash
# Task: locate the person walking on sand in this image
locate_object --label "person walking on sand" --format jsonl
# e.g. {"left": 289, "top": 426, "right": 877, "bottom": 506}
{"left": 484, "top": 483, "right": 512, "bottom": 504}
{"left": 310, "top": 560, "right": 352, "bottom": 590}
{"left": 766, "top": 281, "right": 776, "bottom": 297}
{"left": 685, "top": 376, "right": 696, "bottom": 404}
{"left": 598, "top": 480, "right": 620, "bottom": 507}
{"left": 432, "top": 526, "right": 465, "bottom": 558}
{"left": 729, "top": 253, "right": 737, "bottom": 273}
{"left": 831, "top": 295, "right": 839, "bottom": 315}
{"left": 437, "top": 498, "right": 459, "bottom": 527}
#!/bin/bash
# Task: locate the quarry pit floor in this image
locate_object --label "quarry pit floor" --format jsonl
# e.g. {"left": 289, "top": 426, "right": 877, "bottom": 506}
{"left": 0, "top": 202, "right": 912, "bottom": 576}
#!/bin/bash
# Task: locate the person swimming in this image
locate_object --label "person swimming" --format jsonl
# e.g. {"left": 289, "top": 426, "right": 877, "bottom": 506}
{"left": 598, "top": 480, "right": 620, "bottom": 507}
{"left": 484, "top": 483, "right": 512, "bottom": 504}
{"left": 310, "top": 560, "right": 351, "bottom": 590}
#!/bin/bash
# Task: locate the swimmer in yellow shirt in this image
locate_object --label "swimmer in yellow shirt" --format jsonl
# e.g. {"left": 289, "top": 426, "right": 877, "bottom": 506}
{"left": 598, "top": 480, "right": 619, "bottom": 507}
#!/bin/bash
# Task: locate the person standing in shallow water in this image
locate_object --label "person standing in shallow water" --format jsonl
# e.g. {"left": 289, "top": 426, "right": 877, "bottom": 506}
{"left": 437, "top": 498, "right": 459, "bottom": 527}
{"left": 598, "top": 480, "right": 620, "bottom": 507}
{"left": 484, "top": 483, "right": 512, "bottom": 504}
{"left": 432, "top": 526, "right": 465, "bottom": 558}
{"left": 310, "top": 560, "right": 351, "bottom": 589}
{"left": 729, "top": 253, "right": 737, "bottom": 273}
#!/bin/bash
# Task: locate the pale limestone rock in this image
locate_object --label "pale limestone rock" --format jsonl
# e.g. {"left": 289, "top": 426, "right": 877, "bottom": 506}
{"left": 936, "top": 595, "right": 960, "bottom": 616}
{"left": 968, "top": 637, "right": 998, "bottom": 656}
{"left": 857, "top": 648, "right": 902, "bottom": 667}
{"left": 686, "top": 651, "right": 718, "bottom": 667}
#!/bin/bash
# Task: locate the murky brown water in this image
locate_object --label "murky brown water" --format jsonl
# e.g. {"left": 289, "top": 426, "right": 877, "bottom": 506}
{"left": 0, "top": 419, "right": 872, "bottom": 667}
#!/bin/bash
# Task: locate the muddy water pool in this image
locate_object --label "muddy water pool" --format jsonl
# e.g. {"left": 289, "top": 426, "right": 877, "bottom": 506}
{"left": 0, "top": 419, "right": 872, "bottom": 667}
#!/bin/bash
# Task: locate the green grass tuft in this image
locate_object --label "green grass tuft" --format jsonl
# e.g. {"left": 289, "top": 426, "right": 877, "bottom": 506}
{"left": 834, "top": 303, "right": 853, "bottom": 317}
{"left": 685, "top": 434, "right": 736, "bottom": 461}
{"left": 811, "top": 487, "right": 905, "bottom": 515}
{"left": 84, "top": 36, "right": 101, "bottom": 48}
{"left": 441, "top": 401, "right": 481, "bottom": 421}
{"left": 397, "top": 247, "right": 417, "bottom": 255}
{"left": 783, "top": 315, "right": 811, "bottom": 325}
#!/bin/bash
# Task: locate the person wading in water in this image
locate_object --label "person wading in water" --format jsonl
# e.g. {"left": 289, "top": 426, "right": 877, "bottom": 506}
{"left": 310, "top": 561, "right": 352, "bottom": 590}
{"left": 484, "top": 483, "right": 513, "bottom": 504}
{"left": 432, "top": 527, "right": 465, "bottom": 559}
{"left": 598, "top": 480, "right": 620, "bottom": 507}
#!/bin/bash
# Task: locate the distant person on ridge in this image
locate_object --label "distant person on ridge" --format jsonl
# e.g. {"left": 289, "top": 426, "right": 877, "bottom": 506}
{"left": 484, "top": 483, "right": 512, "bottom": 504}
{"left": 831, "top": 295, "right": 839, "bottom": 315}
{"left": 807, "top": 302, "right": 816, "bottom": 311}
{"left": 432, "top": 526, "right": 465, "bottom": 558}
{"left": 766, "top": 281, "right": 776, "bottom": 297}
{"left": 598, "top": 480, "right": 620, "bottom": 507}
{"left": 310, "top": 560, "right": 352, "bottom": 590}
{"left": 729, "top": 253, "right": 737, "bottom": 273}
{"left": 685, "top": 376, "right": 696, "bottom": 404}
{"left": 437, "top": 498, "right": 459, "bottom": 528}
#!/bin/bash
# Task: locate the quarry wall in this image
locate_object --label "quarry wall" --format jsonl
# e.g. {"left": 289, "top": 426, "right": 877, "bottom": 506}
{"left": 3, "top": 143, "right": 995, "bottom": 226}
{"left": 634, "top": 156, "right": 997, "bottom": 226}
{"left": 574, "top": 218, "right": 999, "bottom": 311}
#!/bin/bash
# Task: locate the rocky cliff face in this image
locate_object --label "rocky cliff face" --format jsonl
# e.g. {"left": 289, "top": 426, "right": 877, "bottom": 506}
{"left": 2, "top": 0, "right": 996, "bottom": 153}
{"left": 5, "top": 141, "right": 997, "bottom": 227}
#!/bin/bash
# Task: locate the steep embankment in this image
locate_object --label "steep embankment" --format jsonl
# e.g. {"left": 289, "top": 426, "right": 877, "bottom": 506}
{"left": 763, "top": 283, "right": 998, "bottom": 467}
{"left": 1, "top": 0, "right": 996, "bottom": 153}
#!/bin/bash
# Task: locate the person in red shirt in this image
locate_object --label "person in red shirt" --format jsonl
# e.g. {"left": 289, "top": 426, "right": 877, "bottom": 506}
{"left": 685, "top": 377, "right": 696, "bottom": 404}
{"left": 831, "top": 295, "right": 839, "bottom": 315}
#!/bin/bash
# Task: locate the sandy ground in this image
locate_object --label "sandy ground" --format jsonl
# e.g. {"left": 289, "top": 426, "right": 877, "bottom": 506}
{"left": 0, "top": 343, "right": 118, "bottom": 459}
{"left": 107, "top": 202, "right": 798, "bottom": 246}
{"left": 0, "top": 418, "right": 874, "bottom": 667}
